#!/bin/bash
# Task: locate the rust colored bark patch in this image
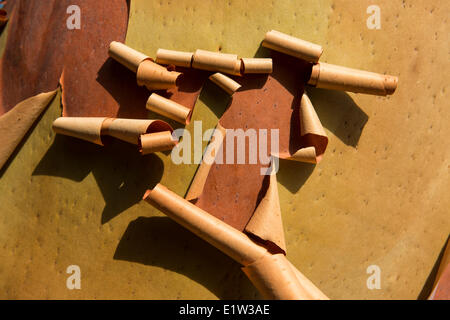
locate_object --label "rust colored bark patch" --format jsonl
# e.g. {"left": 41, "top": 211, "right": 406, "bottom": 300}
{"left": 194, "top": 53, "right": 313, "bottom": 230}
{"left": 433, "top": 264, "right": 450, "bottom": 300}
{"left": 0, "top": 1, "right": 130, "bottom": 117}
{"left": 0, "top": 1, "right": 207, "bottom": 119}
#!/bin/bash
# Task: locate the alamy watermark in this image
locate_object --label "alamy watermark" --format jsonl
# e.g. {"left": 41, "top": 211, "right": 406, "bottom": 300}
{"left": 366, "top": 265, "right": 381, "bottom": 290}
{"left": 366, "top": 5, "right": 381, "bottom": 30}
{"left": 66, "top": 265, "right": 81, "bottom": 290}
{"left": 66, "top": 5, "right": 81, "bottom": 30}
{"left": 170, "top": 121, "right": 279, "bottom": 175}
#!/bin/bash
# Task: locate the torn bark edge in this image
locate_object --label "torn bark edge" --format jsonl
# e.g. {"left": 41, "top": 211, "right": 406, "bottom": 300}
{"left": 262, "top": 30, "right": 323, "bottom": 64}
{"left": 59, "top": 70, "right": 67, "bottom": 117}
{"left": 185, "top": 123, "right": 227, "bottom": 202}
{"left": 138, "top": 130, "right": 178, "bottom": 155}
{"left": 244, "top": 169, "right": 287, "bottom": 255}
{"left": 184, "top": 93, "right": 328, "bottom": 252}
{"left": 274, "top": 93, "right": 328, "bottom": 164}
{"left": 0, "top": 89, "right": 58, "bottom": 173}
{"left": 208, "top": 72, "right": 242, "bottom": 96}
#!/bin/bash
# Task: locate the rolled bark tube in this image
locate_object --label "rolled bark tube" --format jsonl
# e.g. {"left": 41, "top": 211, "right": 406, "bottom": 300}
{"left": 144, "top": 184, "right": 324, "bottom": 299}
{"left": 0, "top": 90, "right": 57, "bottom": 171}
{"left": 108, "top": 41, "right": 149, "bottom": 73}
{"left": 52, "top": 117, "right": 107, "bottom": 145}
{"left": 101, "top": 118, "right": 172, "bottom": 145}
{"left": 53, "top": 117, "right": 174, "bottom": 148}
{"left": 139, "top": 131, "right": 177, "bottom": 155}
{"left": 144, "top": 184, "right": 268, "bottom": 265}
{"left": 146, "top": 93, "right": 191, "bottom": 124}
{"left": 242, "top": 254, "right": 317, "bottom": 300}
{"left": 299, "top": 93, "right": 326, "bottom": 138}
{"left": 308, "top": 62, "right": 398, "bottom": 95}
{"left": 156, "top": 49, "right": 193, "bottom": 68}
{"left": 234, "top": 59, "right": 243, "bottom": 75}
{"left": 262, "top": 30, "right": 323, "bottom": 63}
{"left": 192, "top": 49, "right": 242, "bottom": 76}
{"left": 244, "top": 255, "right": 329, "bottom": 300}
{"left": 136, "top": 59, "right": 181, "bottom": 91}
{"left": 143, "top": 184, "right": 328, "bottom": 299}
{"left": 208, "top": 73, "right": 241, "bottom": 95}
{"left": 286, "top": 260, "right": 330, "bottom": 300}
{"left": 241, "top": 58, "right": 273, "bottom": 74}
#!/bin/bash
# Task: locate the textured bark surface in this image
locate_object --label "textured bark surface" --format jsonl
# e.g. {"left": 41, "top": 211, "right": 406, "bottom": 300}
{"left": 0, "top": 0, "right": 448, "bottom": 300}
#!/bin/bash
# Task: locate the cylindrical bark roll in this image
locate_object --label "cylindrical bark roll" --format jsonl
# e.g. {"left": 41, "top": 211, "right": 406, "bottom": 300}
{"left": 108, "top": 41, "right": 149, "bottom": 73}
{"left": 136, "top": 60, "right": 181, "bottom": 91}
{"left": 262, "top": 30, "right": 323, "bottom": 63}
{"left": 241, "top": 58, "right": 273, "bottom": 74}
{"left": 146, "top": 93, "right": 191, "bottom": 124}
{"left": 208, "top": 73, "right": 241, "bottom": 95}
{"left": 139, "top": 131, "right": 177, "bottom": 155}
{"left": 192, "top": 49, "right": 242, "bottom": 76}
{"left": 52, "top": 117, "right": 107, "bottom": 145}
{"left": 308, "top": 62, "right": 398, "bottom": 96}
{"left": 308, "top": 63, "right": 320, "bottom": 86}
{"left": 242, "top": 254, "right": 317, "bottom": 300}
{"left": 101, "top": 118, "right": 172, "bottom": 145}
{"left": 144, "top": 183, "right": 329, "bottom": 300}
{"left": 234, "top": 59, "right": 243, "bottom": 75}
{"left": 156, "top": 49, "right": 193, "bottom": 68}
{"left": 286, "top": 260, "right": 329, "bottom": 300}
{"left": 143, "top": 184, "right": 268, "bottom": 266}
